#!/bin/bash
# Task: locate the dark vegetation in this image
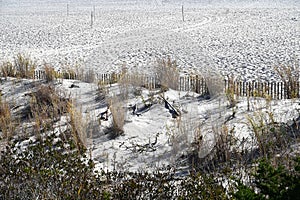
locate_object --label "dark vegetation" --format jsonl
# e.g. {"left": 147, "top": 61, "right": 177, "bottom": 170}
{"left": 0, "top": 55, "right": 300, "bottom": 199}
{"left": 0, "top": 129, "right": 299, "bottom": 199}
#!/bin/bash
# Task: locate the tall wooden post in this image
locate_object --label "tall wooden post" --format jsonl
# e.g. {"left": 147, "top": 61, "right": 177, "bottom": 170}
{"left": 91, "top": 11, "right": 93, "bottom": 28}
{"left": 93, "top": 5, "right": 95, "bottom": 21}
{"left": 182, "top": 5, "right": 184, "bottom": 22}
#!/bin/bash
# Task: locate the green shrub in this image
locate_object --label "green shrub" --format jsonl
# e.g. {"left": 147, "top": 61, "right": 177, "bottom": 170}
{"left": 0, "top": 133, "right": 103, "bottom": 199}
{"left": 232, "top": 157, "right": 300, "bottom": 200}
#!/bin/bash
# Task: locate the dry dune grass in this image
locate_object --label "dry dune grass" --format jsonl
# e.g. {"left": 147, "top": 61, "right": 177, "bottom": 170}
{"left": 274, "top": 64, "right": 299, "bottom": 98}
{"left": 0, "top": 54, "right": 36, "bottom": 79}
{"left": 108, "top": 95, "right": 126, "bottom": 139}
{"left": 66, "top": 101, "right": 87, "bottom": 151}
{"left": 0, "top": 98, "right": 14, "bottom": 139}
{"left": 156, "top": 58, "right": 180, "bottom": 91}
{"left": 204, "top": 70, "right": 224, "bottom": 98}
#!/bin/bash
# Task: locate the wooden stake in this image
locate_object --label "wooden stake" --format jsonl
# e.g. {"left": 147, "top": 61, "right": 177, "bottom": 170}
{"left": 182, "top": 5, "right": 184, "bottom": 22}
{"left": 91, "top": 11, "right": 93, "bottom": 28}
{"left": 67, "top": 3, "right": 69, "bottom": 17}
{"left": 93, "top": 5, "right": 95, "bottom": 21}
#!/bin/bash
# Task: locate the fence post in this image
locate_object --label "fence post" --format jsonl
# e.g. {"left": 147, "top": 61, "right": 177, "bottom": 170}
{"left": 205, "top": 78, "right": 209, "bottom": 95}
{"left": 298, "top": 81, "right": 300, "bottom": 98}
{"left": 195, "top": 76, "right": 198, "bottom": 93}
{"left": 277, "top": 82, "right": 280, "bottom": 99}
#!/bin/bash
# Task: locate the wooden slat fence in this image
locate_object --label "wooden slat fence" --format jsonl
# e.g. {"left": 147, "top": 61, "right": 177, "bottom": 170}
{"left": 224, "top": 79, "right": 300, "bottom": 100}
{"left": 32, "top": 70, "right": 300, "bottom": 100}
{"left": 179, "top": 75, "right": 209, "bottom": 95}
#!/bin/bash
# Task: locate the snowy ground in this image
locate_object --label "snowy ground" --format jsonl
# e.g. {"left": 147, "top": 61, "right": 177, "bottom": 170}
{"left": 1, "top": 0, "right": 300, "bottom": 172}
{"left": 1, "top": 1, "right": 299, "bottom": 81}
{"left": 1, "top": 77, "right": 299, "bottom": 172}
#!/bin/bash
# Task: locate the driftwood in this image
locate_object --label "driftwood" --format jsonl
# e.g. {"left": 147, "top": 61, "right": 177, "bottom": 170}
{"left": 98, "top": 107, "right": 109, "bottom": 121}
{"left": 120, "top": 133, "right": 159, "bottom": 153}
{"left": 160, "top": 96, "right": 180, "bottom": 118}
{"left": 69, "top": 83, "right": 80, "bottom": 88}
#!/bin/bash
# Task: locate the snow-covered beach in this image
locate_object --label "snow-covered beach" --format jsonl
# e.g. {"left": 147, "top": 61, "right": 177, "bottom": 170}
{"left": 1, "top": 0, "right": 300, "bottom": 174}
{"left": 1, "top": 0, "right": 299, "bottom": 81}
{"left": 1, "top": 2, "right": 300, "bottom": 199}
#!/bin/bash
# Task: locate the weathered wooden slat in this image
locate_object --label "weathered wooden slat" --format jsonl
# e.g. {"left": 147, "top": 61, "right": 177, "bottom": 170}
{"left": 30, "top": 69, "right": 300, "bottom": 99}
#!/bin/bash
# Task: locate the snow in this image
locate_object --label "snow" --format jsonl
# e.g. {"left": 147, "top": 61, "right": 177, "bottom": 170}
{"left": 2, "top": 77, "right": 299, "bottom": 172}
{"left": 1, "top": 1, "right": 299, "bottom": 81}
{"left": 1, "top": 0, "right": 300, "bottom": 172}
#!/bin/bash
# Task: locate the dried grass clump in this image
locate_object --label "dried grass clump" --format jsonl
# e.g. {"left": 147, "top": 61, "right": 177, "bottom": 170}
{"left": 190, "top": 124, "right": 238, "bottom": 173}
{"left": 96, "top": 81, "right": 109, "bottom": 101}
{"left": 247, "top": 111, "right": 292, "bottom": 158}
{"left": 123, "top": 72, "right": 145, "bottom": 89}
{"left": 0, "top": 98, "right": 14, "bottom": 139}
{"left": 1, "top": 62, "right": 15, "bottom": 79}
{"left": 110, "top": 72, "right": 121, "bottom": 85}
{"left": 14, "top": 53, "right": 36, "bottom": 78}
{"left": 225, "top": 75, "right": 238, "bottom": 108}
{"left": 167, "top": 118, "right": 193, "bottom": 163}
{"left": 29, "top": 85, "right": 69, "bottom": 120}
{"left": 27, "top": 85, "right": 69, "bottom": 136}
{"left": 109, "top": 95, "right": 126, "bottom": 139}
{"left": 274, "top": 65, "right": 299, "bottom": 99}
{"left": 61, "top": 68, "right": 77, "bottom": 80}
{"left": 66, "top": 101, "right": 87, "bottom": 151}
{"left": 212, "top": 125, "right": 237, "bottom": 165}
{"left": 83, "top": 68, "right": 96, "bottom": 83}
{"left": 44, "top": 64, "right": 59, "bottom": 82}
{"left": 205, "top": 73, "right": 224, "bottom": 98}
{"left": 156, "top": 58, "right": 179, "bottom": 91}
{"left": 0, "top": 54, "right": 36, "bottom": 79}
